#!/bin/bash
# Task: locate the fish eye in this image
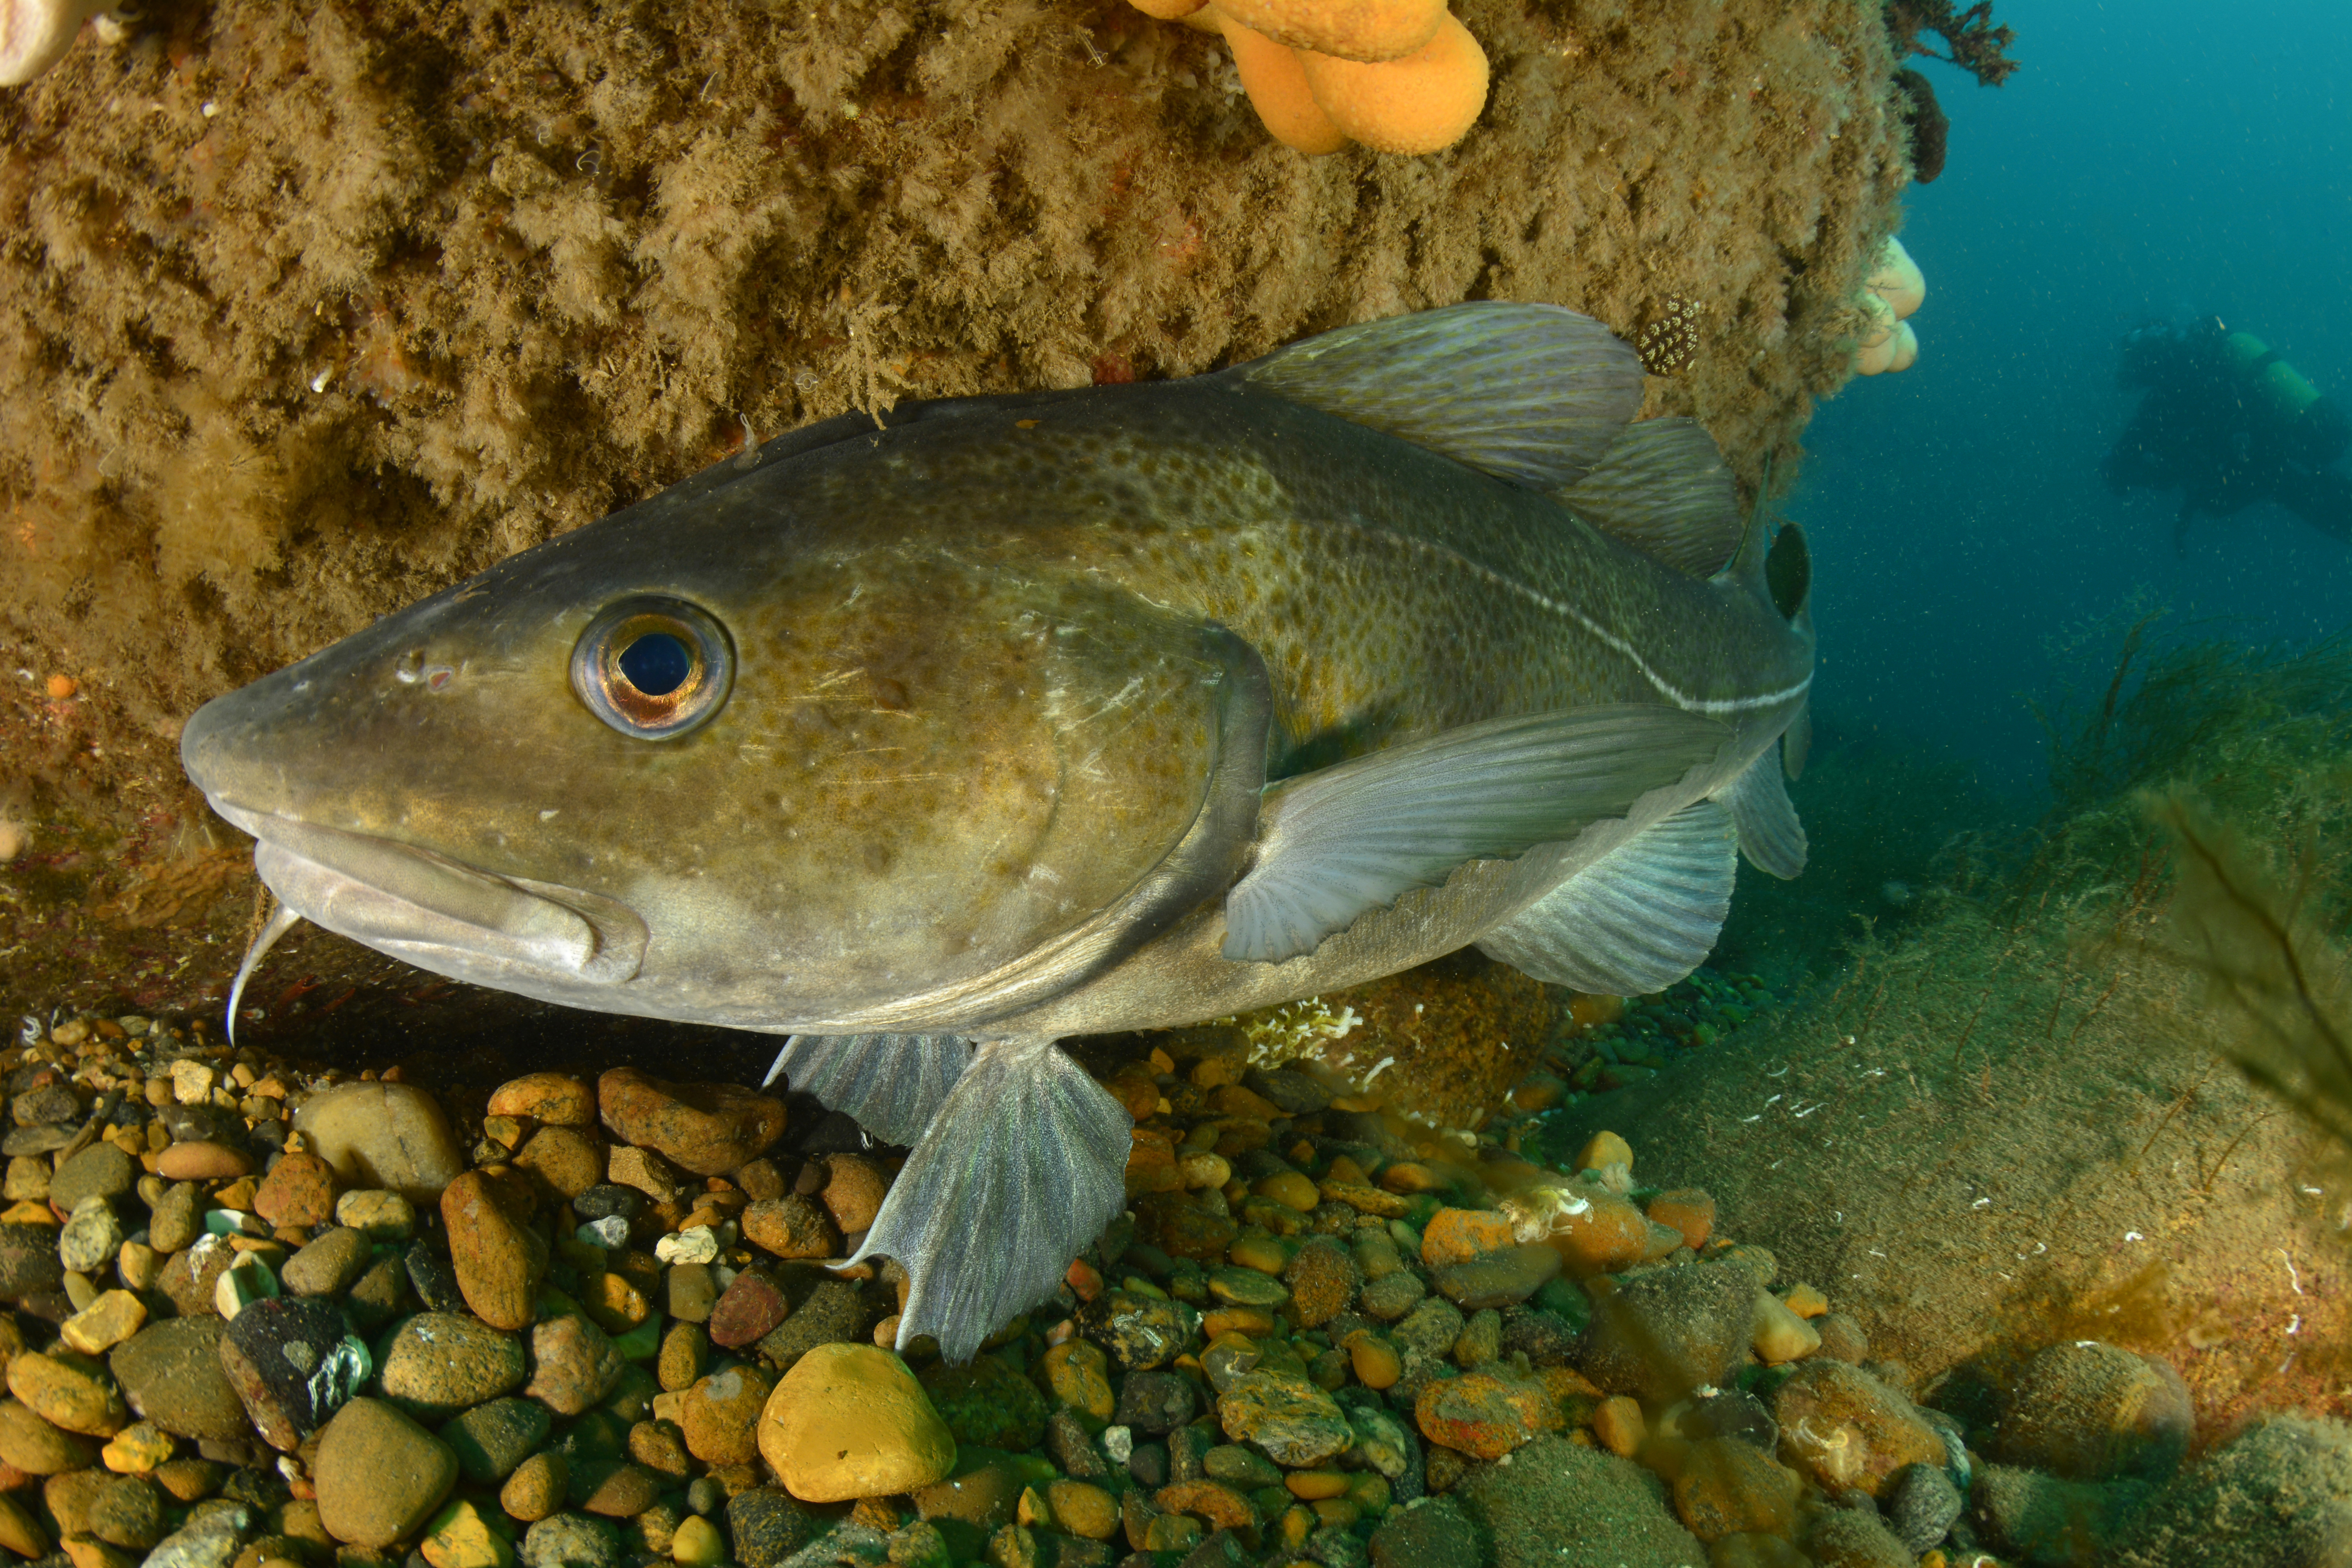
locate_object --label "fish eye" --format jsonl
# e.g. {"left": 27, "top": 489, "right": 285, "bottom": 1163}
{"left": 571, "top": 596, "right": 734, "bottom": 739}
{"left": 618, "top": 632, "right": 691, "bottom": 695}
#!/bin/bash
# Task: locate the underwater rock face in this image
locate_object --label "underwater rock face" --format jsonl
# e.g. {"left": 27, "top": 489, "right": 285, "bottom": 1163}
{"left": 0, "top": 0, "right": 1906, "bottom": 953}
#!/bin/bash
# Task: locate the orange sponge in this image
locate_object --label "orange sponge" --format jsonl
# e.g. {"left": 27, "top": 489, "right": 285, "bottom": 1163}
{"left": 1215, "top": 13, "right": 1350, "bottom": 154}
{"left": 1297, "top": 13, "right": 1487, "bottom": 155}
{"left": 1138, "top": 0, "right": 1486, "bottom": 157}
{"left": 1216, "top": 0, "right": 1446, "bottom": 62}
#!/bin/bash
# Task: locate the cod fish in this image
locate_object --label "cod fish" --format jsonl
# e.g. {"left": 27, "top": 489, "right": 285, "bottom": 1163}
{"left": 180, "top": 304, "right": 1815, "bottom": 1359}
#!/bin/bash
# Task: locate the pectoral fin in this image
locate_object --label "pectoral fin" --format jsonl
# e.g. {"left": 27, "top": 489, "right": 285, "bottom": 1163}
{"left": 759, "top": 1033, "right": 975, "bottom": 1147}
{"left": 1782, "top": 702, "right": 1812, "bottom": 780}
{"left": 1725, "top": 746, "right": 1807, "bottom": 879}
{"left": 1477, "top": 797, "right": 1738, "bottom": 994}
{"left": 1221, "top": 705, "right": 1730, "bottom": 964}
{"left": 854, "top": 1038, "right": 1131, "bottom": 1364}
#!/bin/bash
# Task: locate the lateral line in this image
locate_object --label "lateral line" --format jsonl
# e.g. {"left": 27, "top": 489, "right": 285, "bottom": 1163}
{"left": 1324, "top": 517, "right": 1812, "bottom": 717}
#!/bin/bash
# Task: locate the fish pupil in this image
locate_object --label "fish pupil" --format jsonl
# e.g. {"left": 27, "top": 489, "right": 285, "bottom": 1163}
{"left": 617, "top": 632, "right": 692, "bottom": 696}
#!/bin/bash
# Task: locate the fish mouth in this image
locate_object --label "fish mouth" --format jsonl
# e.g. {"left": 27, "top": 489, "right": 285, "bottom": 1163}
{"left": 208, "top": 801, "right": 650, "bottom": 997}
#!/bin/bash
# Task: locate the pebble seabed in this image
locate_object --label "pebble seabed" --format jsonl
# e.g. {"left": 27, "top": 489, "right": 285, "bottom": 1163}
{"left": 0, "top": 1001, "right": 2321, "bottom": 1568}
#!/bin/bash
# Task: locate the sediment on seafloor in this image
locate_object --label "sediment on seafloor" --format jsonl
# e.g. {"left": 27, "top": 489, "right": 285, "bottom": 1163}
{"left": 0, "top": 999, "right": 2330, "bottom": 1568}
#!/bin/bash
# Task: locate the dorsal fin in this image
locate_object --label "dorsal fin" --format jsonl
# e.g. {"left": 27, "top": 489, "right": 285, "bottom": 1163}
{"left": 1555, "top": 417, "right": 1742, "bottom": 575}
{"left": 1238, "top": 303, "right": 1644, "bottom": 489}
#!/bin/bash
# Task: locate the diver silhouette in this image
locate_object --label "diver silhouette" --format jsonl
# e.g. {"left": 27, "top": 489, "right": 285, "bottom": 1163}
{"left": 2102, "top": 316, "right": 2352, "bottom": 554}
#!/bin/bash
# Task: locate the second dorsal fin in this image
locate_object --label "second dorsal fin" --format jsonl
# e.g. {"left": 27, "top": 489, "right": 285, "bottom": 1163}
{"left": 1238, "top": 303, "right": 1645, "bottom": 490}
{"left": 1555, "top": 417, "right": 1744, "bottom": 576}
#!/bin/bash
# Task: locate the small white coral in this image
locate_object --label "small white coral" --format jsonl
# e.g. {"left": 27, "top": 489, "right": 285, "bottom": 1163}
{"left": 1224, "top": 995, "right": 1363, "bottom": 1069}
{"left": 1, "top": 0, "right": 110, "bottom": 88}
{"left": 1500, "top": 1181, "right": 1593, "bottom": 1245}
{"left": 1851, "top": 235, "right": 1926, "bottom": 377}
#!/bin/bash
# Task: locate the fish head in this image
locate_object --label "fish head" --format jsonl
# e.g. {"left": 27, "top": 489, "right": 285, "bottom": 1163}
{"left": 181, "top": 493, "right": 1269, "bottom": 1031}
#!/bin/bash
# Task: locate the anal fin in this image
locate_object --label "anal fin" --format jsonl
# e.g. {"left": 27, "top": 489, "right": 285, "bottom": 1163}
{"left": 1725, "top": 747, "right": 1807, "bottom": 879}
{"left": 760, "top": 1033, "right": 974, "bottom": 1147}
{"left": 1477, "top": 798, "right": 1737, "bottom": 995}
{"left": 1783, "top": 702, "right": 1812, "bottom": 780}
{"left": 854, "top": 1038, "right": 1131, "bottom": 1364}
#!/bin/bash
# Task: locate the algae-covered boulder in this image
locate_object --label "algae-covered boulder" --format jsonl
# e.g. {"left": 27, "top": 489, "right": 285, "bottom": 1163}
{"left": 0, "top": 0, "right": 1909, "bottom": 1002}
{"left": 2114, "top": 1415, "right": 2352, "bottom": 1568}
{"left": 1455, "top": 1432, "right": 1704, "bottom": 1568}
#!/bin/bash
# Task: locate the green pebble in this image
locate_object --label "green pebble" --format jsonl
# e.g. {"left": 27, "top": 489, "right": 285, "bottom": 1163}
{"left": 608, "top": 1318, "right": 661, "bottom": 1363}
{"left": 1203, "top": 1445, "right": 1284, "bottom": 1489}
{"left": 1534, "top": 1277, "right": 1590, "bottom": 1331}
{"left": 1207, "top": 1267, "right": 1289, "bottom": 1309}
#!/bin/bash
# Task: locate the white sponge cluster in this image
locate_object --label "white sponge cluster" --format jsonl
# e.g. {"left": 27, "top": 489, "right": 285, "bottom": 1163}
{"left": 2, "top": 0, "right": 114, "bottom": 88}
{"left": 1852, "top": 236, "right": 1926, "bottom": 377}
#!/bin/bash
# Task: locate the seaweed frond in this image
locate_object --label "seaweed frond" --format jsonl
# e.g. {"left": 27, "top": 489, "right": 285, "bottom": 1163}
{"left": 2134, "top": 790, "right": 2352, "bottom": 1156}
{"left": 1884, "top": 1, "right": 2020, "bottom": 88}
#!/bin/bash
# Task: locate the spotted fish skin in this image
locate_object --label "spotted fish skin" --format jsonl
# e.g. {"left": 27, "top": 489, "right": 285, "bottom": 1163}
{"left": 179, "top": 304, "right": 1814, "bottom": 1360}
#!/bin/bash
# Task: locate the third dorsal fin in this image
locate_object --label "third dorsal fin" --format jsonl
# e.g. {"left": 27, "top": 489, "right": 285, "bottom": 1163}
{"left": 1238, "top": 303, "right": 1645, "bottom": 490}
{"left": 1554, "top": 417, "right": 1743, "bottom": 576}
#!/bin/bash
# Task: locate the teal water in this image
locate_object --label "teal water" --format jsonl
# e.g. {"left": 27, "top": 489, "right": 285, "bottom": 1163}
{"left": 1797, "top": 0, "right": 2352, "bottom": 794}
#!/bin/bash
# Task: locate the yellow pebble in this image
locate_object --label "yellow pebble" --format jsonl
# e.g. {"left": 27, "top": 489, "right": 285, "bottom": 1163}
{"left": 1179, "top": 1151, "right": 1232, "bottom": 1191}
{"left": 1279, "top": 1506, "right": 1315, "bottom": 1549}
{"left": 1574, "top": 1131, "right": 1634, "bottom": 1174}
{"left": 1255, "top": 1171, "right": 1320, "bottom": 1212}
{"left": 1345, "top": 1331, "right": 1401, "bottom": 1390}
{"left": 1309, "top": 1497, "right": 1359, "bottom": 1529}
{"left": 59, "top": 1541, "right": 131, "bottom": 1568}
{"left": 1229, "top": 1236, "right": 1289, "bottom": 1276}
{"left": 670, "top": 1515, "right": 724, "bottom": 1567}
{"left": 1782, "top": 1283, "right": 1829, "bottom": 1319}
{"left": 1047, "top": 1479, "right": 1119, "bottom": 1541}
{"left": 419, "top": 1499, "right": 513, "bottom": 1568}
{"left": 1189, "top": 1055, "right": 1243, "bottom": 1088}
{"left": 586, "top": 1271, "right": 651, "bottom": 1331}
{"left": 100, "top": 1423, "right": 173, "bottom": 1474}
{"left": 1593, "top": 1395, "right": 1645, "bottom": 1459}
{"left": 1285, "top": 1470, "right": 1351, "bottom": 1500}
